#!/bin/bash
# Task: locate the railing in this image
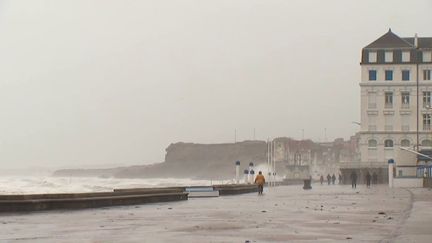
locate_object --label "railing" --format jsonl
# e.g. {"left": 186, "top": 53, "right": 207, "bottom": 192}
{"left": 401, "top": 104, "right": 410, "bottom": 109}
{"left": 368, "top": 103, "right": 377, "bottom": 109}
{"left": 385, "top": 125, "right": 393, "bottom": 131}
{"left": 384, "top": 103, "right": 393, "bottom": 109}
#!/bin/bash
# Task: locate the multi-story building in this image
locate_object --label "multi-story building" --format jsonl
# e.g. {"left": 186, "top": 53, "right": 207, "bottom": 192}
{"left": 357, "top": 29, "right": 432, "bottom": 178}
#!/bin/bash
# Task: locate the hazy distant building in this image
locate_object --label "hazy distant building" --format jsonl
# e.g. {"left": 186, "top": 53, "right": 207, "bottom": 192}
{"left": 272, "top": 137, "right": 358, "bottom": 180}
{"left": 356, "top": 29, "right": 432, "bottom": 177}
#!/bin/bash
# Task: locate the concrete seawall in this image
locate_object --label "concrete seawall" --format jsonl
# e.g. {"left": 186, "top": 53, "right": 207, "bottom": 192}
{"left": 0, "top": 192, "right": 188, "bottom": 212}
{"left": 213, "top": 184, "right": 258, "bottom": 195}
{"left": 0, "top": 184, "right": 258, "bottom": 213}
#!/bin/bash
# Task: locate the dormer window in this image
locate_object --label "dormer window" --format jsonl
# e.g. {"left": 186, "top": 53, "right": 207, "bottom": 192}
{"left": 385, "top": 51, "right": 393, "bottom": 63}
{"left": 368, "top": 52, "right": 377, "bottom": 63}
{"left": 402, "top": 51, "right": 410, "bottom": 62}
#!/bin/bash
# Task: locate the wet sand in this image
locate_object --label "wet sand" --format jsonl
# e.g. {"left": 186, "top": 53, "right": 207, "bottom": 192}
{"left": 0, "top": 184, "right": 430, "bottom": 242}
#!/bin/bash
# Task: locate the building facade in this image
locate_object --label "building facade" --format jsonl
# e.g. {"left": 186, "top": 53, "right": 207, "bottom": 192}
{"left": 359, "top": 29, "right": 432, "bottom": 169}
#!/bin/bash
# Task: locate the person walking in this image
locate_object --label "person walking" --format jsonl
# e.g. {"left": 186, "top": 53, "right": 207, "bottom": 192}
{"left": 372, "top": 172, "right": 378, "bottom": 185}
{"left": 331, "top": 174, "right": 336, "bottom": 185}
{"left": 366, "top": 172, "right": 372, "bottom": 188}
{"left": 327, "top": 174, "right": 331, "bottom": 185}
{"left": 350, "top": 171, "right": 357, "bottom": 189}
{"left": 254, "top": 171, "right": 266, "bottom": 195}
{"left": 320, "top": 175, "right": 324, "bottom": 185}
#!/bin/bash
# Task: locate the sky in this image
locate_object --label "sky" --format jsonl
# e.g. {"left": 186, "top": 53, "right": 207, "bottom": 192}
{"left": 0, "top": 0, "right": 431, "bottom": 169}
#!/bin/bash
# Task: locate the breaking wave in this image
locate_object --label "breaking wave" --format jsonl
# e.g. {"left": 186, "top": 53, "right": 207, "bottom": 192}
{"left": 0, "top": 176, "right": 231, "bottom": 194}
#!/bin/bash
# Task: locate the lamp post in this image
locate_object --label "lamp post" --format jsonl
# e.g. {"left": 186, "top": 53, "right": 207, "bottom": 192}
{"left": 416, "top": 34, "right": 420, "bottom": 155}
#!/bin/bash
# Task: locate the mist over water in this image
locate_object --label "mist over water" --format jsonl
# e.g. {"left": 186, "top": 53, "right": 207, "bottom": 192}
{"left": 0, "top": 176, "right": 229, "bottom": 194}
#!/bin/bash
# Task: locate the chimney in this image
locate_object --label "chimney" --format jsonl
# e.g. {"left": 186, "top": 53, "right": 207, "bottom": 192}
{"left": 414, "top": 33, "right": 418, "bottom": 48}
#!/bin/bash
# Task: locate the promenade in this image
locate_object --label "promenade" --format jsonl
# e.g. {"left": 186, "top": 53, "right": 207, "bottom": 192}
{"left": 0, "top": 184, "right": 431, "bottom": 242}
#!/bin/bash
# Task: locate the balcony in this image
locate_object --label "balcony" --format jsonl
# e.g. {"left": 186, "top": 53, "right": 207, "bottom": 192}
{"left": 424, "top": 124, "right": 431, "bottom": 131}
{"left": 384, "top": 103, "right": 393, "bottom": 109}
{"left": 401, "top": 103, "right": 410, "bottom": 109}
{"left": 368, "top": 125, "right": 377, "bottom": 131}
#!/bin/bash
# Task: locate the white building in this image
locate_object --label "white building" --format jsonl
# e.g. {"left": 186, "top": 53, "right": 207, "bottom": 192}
{"left": 359, "top": 29, "right": 432, "bottom": 175}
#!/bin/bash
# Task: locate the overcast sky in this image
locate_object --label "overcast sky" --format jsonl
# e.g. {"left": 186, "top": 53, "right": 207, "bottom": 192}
{"left": 0, "top": 0, "right": 431, "bottom": 169}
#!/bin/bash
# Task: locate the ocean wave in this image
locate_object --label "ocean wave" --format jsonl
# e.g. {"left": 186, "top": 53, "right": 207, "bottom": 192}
{"left": 0, "top": 176, "right": 231, "bottom": 194}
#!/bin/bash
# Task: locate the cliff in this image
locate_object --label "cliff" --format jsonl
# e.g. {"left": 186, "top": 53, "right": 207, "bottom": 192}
{"left": 53, "top": 137, "right": 359, "bottom": 179}
{"left": 53, "top": 140, "right": 268, "bottom": 179}
{"left": 115, "top": 141, "right": 267, "bottom": 179}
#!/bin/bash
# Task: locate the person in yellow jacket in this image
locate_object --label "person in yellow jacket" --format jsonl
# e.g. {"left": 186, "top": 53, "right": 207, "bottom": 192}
{"left": 254, "top": 171, "right": 266, "bottom": 195}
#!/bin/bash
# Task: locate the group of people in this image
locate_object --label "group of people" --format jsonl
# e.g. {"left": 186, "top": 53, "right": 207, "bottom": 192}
{"left": 350, "top": 171, "right": 378, "bottom": 188}
{"left": 319, "top": 174, "right": 342, "bottom": 185}
{"left": 253, "top": 170, "right": 380, "bottom": 195}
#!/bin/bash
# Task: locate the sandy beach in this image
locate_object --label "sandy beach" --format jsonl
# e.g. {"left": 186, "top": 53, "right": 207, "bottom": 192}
{"left": 0, "top": 184, "right": 430, "bottom": 242}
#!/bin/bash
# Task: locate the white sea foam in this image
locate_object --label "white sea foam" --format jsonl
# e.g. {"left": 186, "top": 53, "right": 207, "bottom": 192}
{"left": 0, "top": 176, "right": 232, "bottom": 194}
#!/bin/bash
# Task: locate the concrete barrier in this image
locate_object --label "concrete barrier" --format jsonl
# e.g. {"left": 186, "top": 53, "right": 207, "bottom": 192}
{"left": 213, "top": 184, "right": 258, "bottom": 195}
{"left": 0, "top": 188, "right": 186, "bottom": 201}
{"left": 0, "top": 184, "right": 259, "bottom": 212}
{"left": 0, "top": 192, "right": 188, "bottom": 212}
{"left": 113, "top": 187, "right": 185, "bottom": 194}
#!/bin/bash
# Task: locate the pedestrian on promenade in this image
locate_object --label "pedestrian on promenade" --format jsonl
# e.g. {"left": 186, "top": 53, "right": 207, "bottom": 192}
{"left": 350, "top": 171, "right": 357, "bottom": 189}
{"left": 320, "top": 175, "right": 324, "bottom": 185}
{"left": 327, "top": 174, "right": 331, "bottom": 185}
{"left": 338, "top": 174, "right": 342, "bottom": 184}
{"left": 331, "top": 174, "right": 336, "bottom": 185}
{"left": 372, "top": 172, "right": 378, "bottom": 185}
{"left": 366, "top": 172, "right": 372, "bottom": 188}
{"left": 254, "top": 171, "right": 265, "bottom": 195}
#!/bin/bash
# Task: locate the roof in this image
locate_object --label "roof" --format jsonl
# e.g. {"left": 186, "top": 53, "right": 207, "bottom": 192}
{"left": 364, "top": 29, "right": 432, "bottom": 50}
{"left": 403, "top": 37, "right": 432, "bottom": 49}
{"left": 365, "top": 29, "right": 413, "bottom": 49}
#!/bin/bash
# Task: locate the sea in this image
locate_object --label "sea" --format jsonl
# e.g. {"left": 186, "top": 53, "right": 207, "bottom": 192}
{"left": 0, "top": 163, "right": 272, "bottom": 194}
{"left": 0, "top": 175, "right": 229, "bottom": 195}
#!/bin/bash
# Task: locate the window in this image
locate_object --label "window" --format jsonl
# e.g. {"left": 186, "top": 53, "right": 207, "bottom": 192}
{"left": 385, "top": 51, "right": 393, "bottom": 62}
{"left": 368, "top": 70, "right": 377, "bottom": 81}
{"left": 368, "top": 139, "right": 377, "bottom": 148}
{"left": 384, "top": 139, "right": 394, "bottom": 148}
{"left": 401, "top": 139, "right": 410, "bottom": 147}
{"left": 423, "top": 91, "right": 431, "bottom": 108}
{"left": 422, "top": 139, "right": 432, "bottom": 147}
{"left": 423, "top": 114, "right": 431, "bottom": 130}
{"left": 402, "top": 51, "right": 410, "bottom": 62}
{"left": 368, "top": 92, "right": 377, "bottom": 109}
{"left": 402, "top": 70, "right": 410, "bottom": 81}
{"left": 385, "top": 92, "right": 393, "bottom": 108}
{"left": 401, "top": 92, "right": 410, "bottom": 107}
{"left": 423, "top": 51, "right": 432, "bottom": 62}
{"left": 368, "top": 52, "right": 377, "bottom": 63}
{"left": 424, "top": 70, "right": 431, "bottom": 81}
{"left": 385, "top": 70, "right": 393, "bottom": 81}
{"left": 401, "top": 114, "right": 410, "bottom": 131}
{"left": 368, "top": 114, "right": 377, "bottom": 131}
